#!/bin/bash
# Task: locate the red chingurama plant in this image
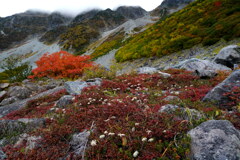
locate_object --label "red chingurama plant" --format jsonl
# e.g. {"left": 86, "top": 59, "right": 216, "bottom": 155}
{"left": 29, "top": 51, "right": 94, "bottom": 79}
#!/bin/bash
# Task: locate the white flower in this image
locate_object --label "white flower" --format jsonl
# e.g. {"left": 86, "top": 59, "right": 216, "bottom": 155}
{"left": 131, "top": 127, "right": 136, "bottom": 132}
{"left": 133, "top": 151, "right": 139, "bottom": 157}
{"left": 135, "top": 123, "right": 140, "bottom": 126}
{"left": 90, "top": 140, "right": 97, "bottom": 146}
{"left": 148, "top": 138, "right": 154, "bottom": 142}
{"left": 104, "top": 119, "right": 110, "bottom": 122}
{"left": 163, "top": 130, "right": 167, "bottom": 133}
{"left": 175, "top": 91, "right": 180, "bottom": 95}
{"left": 108, "top": 132, "right": 115, "bottom": 136}
{"left": 146, "top": 130, "right": 152, "bottom": 134}
{"left": 118, "top": 133, "right": 125, "bottom": 137}
{"left": 142, "top": 137, "right": 147, "bottom": 142}
{"left": 99, "top": 135, "right": 105, "bottom": 139}
{"left": 104, "top": 131, "right": 108, "bottom": 134}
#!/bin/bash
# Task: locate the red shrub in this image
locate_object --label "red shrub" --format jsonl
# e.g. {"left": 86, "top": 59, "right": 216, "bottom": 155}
{"left": 29, "top": 51, "right": 94, "bottom": 79}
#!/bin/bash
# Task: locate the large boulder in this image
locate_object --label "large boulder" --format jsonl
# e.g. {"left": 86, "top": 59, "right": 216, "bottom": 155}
{"left": 0, "top": 118, "right": 46, "bottom": 138}
{"left": 8, "top": 86, "right": 32, "bottom": 99}
{"left": 188, "top": 120, "right": 240, "bottom": 160}
{"left": 158, "top": 104, "right": 204, "bottom": 121}
{"left": 65, "top": 78, "right": 102, "bottom": 95}
{"left": 171, "top": 58, "right": 231, "bottom": 78}
{"left": 0, "top": 97, "right": 18, "bottom": 106}
{"left": 214, "top": 45, "right": 240, "bottom": 68}
{"left": 55, "top": 95, "right": 74, "bottom": 108}
{"left": 203, "top": 70, "right": 240, "bottom": 107}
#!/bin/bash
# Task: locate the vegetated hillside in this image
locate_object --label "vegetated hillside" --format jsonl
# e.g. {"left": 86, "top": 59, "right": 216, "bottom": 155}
{"left": 115, "top": 0, "right": 240, "bottom": 62}
{"left": 42, "top": 7, "right": 147, "bottom": 52}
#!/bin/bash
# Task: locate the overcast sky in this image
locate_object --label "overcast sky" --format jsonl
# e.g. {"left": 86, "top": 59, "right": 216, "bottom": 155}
{"left": 0, "top": 0, "right": 163, "bottom": 17}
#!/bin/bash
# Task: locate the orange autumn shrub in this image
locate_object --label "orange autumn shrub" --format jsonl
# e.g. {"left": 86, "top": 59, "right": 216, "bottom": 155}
{"left": 29, "top": 51, "right": 94, "bottom": 79}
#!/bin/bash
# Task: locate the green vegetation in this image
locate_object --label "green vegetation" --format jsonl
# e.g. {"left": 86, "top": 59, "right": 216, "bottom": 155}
{"left": 60, "top": 25, "right": 99, "bottom": 52}
{"left": 115, "top": 0, "right": 240, "bottom": 62}
{"left": 0, "top": 55, "right": 32, "bottom": 82}
{"left": 90, "top": 31, "right": 125, "bottom": 59}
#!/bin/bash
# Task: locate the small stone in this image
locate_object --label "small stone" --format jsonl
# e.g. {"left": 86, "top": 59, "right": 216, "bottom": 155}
{"left": 0, "top": 83, "right": 9, "bottom": 90}
{"left": 55, "top": 95, "right": 74, "bottom": 108}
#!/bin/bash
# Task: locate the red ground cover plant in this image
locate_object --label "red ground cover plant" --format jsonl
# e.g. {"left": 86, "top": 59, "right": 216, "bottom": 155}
{"left": 29, "top": 51, "right": 94, "bottom": 79}
{"left": 3, "top": 69, "right": 239, "bottom": 160}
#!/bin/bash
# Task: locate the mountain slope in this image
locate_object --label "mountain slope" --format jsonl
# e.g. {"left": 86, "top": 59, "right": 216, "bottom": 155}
{"left": 115, "top": 0, "right": 240, "bottom": 62}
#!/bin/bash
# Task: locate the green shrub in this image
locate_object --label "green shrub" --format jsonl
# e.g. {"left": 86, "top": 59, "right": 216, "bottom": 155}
{"left": 0, "top": 55, "right": 32, "bottom": 82}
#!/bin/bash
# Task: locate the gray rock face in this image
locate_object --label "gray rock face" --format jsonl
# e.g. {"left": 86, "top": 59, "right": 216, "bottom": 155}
{"left": 163, "top": 96, "right": 180, "bottom": 101}
{"left": 65, "top": 78, "right": 102, "bottom": 95}
{"left": 137, "top": 67, "right": 158, "bottom": 74}
{"left": 0, "top": 86, "right": 65, "bottom": 118}
{"left": 68, "top": 130, "right": 90, "bottom": 158}
{"left": 8, "top": 86, "right": 32, "bottom": 99}
{"left": 0, "top": 83, "right": 9, "bottom": 90}
{"left": 56, "top": 95, "right": 74, "bottom": 108}
{"left": 203, "top": 70, "right": 240, "bottom": 107}
{"left": 159, "top": 104, "right": 204, "bottom": 121}
{"left": 0, "top": 97, "right": 18, "bottom": 106}
{"left": 188, "top": 120, "right": 240, "bottom": 160}
{"left": 172, "top": 58, "right": 231, "bottom": 72}
{"left": 214, "top": 45, "right": 240, "bottom": 68}
{"left": 0, "top": 118, "right": 45, "bottom": 140}
{"left": 195, "top": 69, "right": 217, "bottom": 79}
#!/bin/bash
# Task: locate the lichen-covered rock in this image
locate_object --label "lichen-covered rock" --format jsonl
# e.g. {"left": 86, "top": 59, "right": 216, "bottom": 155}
{"left": 214, "top": 45, "right": 240, "bottom": 68}
{"left": 0, "top": 118, "right": 45, "bottom": 139}
{"left": 0, "top": 97, "right": 18, "bottom": 106}
{"left": 137, "top": 67, "right": 158, "bottom": 74}
{"left": 56, "top": 95, "right": 74, "bottom": 108}
{"left": 203, "top": 69, "right": 240, "bottom": 107}
{"left": 172, "top": 58, "right": 231, "bottom": 72}
{"left": 8, "top": 86, "right": 32, "bottom": 99}
{"left": 159, "top": 104, "right": 204, "bottom": 121}
{"left": 195, "top": 69, "right": 217, "bottom": 78}
{"left": 163, "top": 96, "right": 180, "bottom": 101}
{"left": 65, "top": 78, "right": 102, "bottom": 95}
{"left": 188, "top": 120, "right": 240, "bottom": 160}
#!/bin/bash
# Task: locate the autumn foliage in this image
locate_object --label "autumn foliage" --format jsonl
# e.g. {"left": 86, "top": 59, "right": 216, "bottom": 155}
{"left": 29, "top": 51, "right": 94, "bottom": 79}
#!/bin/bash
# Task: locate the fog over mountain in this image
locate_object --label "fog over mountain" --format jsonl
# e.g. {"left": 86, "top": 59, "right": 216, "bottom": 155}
{"left": 0, "top": 0, "right": 163, "bottom": 17}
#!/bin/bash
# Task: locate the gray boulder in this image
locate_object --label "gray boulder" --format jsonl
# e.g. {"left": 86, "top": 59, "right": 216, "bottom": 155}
{"left": 0, "top": 86, "right": 65, "bottom": 118}
{"left": 8, "top": 86, "right": 32, "bottom": 99}
{"left": 0, "top": 97, "right": 18, "bottom": 106}
{"left": 65, "top": 78, "right": 102, "bottom": 95}
{"left": 188, "top": 120, "right": 240, "bottom": 160}
{"left": 0, "top": 118, "right": 45, "bottom": 139}
{"left": 163, "top": 96, "right": 180, "bottom": 101}
{"left": 214, "top": 45, "right": 240, "bottom": 68}
{"left": 203, "top": 70, "right": 240, "bottom": 107}
{"left": 56, "top": 95, "right": 74, "bottom": 108}
{"left": 195, "top": 69, "right": 217, "bottom": 79}
{"left": 159, "top": 104, "right": 204, "bottom": 121}
{"left": 137, "top": 67, "right": 158, "bottom": 74}
{"left": 171, "top": 58, "right": 231, "bottom": 77}
{"left": 14, "top": 134, "right": 42, "bottom": 151}
{"left": 0, "top": 83, "right": 9, "bottom": 90}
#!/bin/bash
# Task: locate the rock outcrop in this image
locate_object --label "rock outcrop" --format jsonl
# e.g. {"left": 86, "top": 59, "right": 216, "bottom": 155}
{"left": 214, "top": 45, "right": 240, "bottom": 69}
{"left": 203, "top": 69, "right": 240, "bottom": 107}
{"left": 188, "top": 120, "right": 240, "bottom": 160}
